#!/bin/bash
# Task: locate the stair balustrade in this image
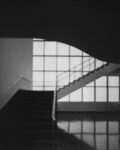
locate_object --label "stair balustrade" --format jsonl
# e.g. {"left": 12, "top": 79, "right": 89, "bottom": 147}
{"left": 57, "top": 58, "right": 107, "bottom": 90}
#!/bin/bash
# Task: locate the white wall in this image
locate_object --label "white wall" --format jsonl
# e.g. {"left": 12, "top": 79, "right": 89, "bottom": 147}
{"left": 0, "top": 38, "right": 32, "bottom": 95}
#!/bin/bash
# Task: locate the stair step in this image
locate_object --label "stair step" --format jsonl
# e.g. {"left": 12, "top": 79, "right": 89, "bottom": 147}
{"left": 0, "top": 90, "right": 57, "bottom": 150}
{"left": 13, "top": 112, "right": 52, "bottom": 116}
{"left": 20, "top": 103, "right": 52, "bottom": 107}
{"left": 9, "top": 106, "right": 52, "bottom": 112}
{"left": 58, "top": 63, "right": 120, "bottom": 99}
{"left": 2, "top": 123, "right": 57, "bottom": 131}
{"left": 18, "top": 91, "right": 54, "bottom": 98}
{"left": 22, "top": 101, "right": 53, "bottom": 104}
{"left": 14, "top": 110, "right": 52, "bottom": 113}
{"left": 7, "top": 140, "right": 57, "bottom": 150}
{"left": 11, "top": 131, "right": 56, "bottom": 138}
{"left": 20, "top": 124, "right": 56, "bottom": 131}
{"left": 22, "top": 98, "right": 53, "bottom": 102}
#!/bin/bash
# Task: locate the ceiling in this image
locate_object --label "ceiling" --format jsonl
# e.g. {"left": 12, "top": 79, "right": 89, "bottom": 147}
{"left": 0, "top": 0, "right": 120, "bottom": 63}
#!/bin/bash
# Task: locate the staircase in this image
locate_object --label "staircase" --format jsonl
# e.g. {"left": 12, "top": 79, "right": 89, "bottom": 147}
{"left": 57, "top": 63, "right": 120, "bottom": 99}
{"left": 0, "top": 90, "right": 57, "bottom": 150}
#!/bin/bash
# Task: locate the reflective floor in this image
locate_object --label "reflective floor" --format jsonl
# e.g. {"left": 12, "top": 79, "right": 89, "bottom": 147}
{"left": 57, "top": 113, "right": 120, "bottom": 150}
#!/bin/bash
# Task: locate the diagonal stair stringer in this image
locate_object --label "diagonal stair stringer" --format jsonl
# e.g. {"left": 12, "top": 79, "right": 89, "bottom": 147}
{"left": 57, "top": 63, "right": 120, "bottom": 100}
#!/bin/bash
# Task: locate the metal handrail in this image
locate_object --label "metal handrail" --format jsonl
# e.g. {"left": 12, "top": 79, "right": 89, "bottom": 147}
{"left": 52, "top": 89, "right": 57, "bottom": 121}
{"left": 57, "top": 57, "right": 92, "bottom": 78}
{"left": 57, "top": 59, "right": 107, "bottom": 87}
{"left": 57, "top": 58, "right": 106, "bottom": 80}
{"left": 0, "top": 75, "right": 24, "bottom": 97}
{"left": 57, "top": 61, "right": 94, "bottom": 82}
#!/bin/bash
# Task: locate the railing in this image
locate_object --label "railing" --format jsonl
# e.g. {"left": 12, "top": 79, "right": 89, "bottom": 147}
{"left": 52, "top": 87, "right": 57, "bottom": 121}
{"left": 33, "top": 81, "right": 57, "bottom": 121}
{"left": 57, "top": 58, "right": 107, "bottom": 89}
{"left": 0, "top": 75, "right": 32, "bottom": 110}
{"left": 33, "top": 58, "right": 107, "bottom": 121}
{"left": 0, "top": 75, "right": 23, "bottom": 97}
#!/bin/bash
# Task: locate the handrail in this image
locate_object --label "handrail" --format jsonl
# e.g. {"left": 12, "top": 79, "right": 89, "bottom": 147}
{"left": 0, "top": 75, "right": 24, "bottom": 97}
{"left": 57, "top": 61, "right": 94, "bottom": 82}
{"left": 57, "top": 57, "right": 92, "bottom": 78}
{"left": 57, "top": 59, "right": 107, "bottom": 88}
{"left": 52, "top": 89, "right": 56, "bottom": 121}
{"left": 58, "top": 61, "right": 91, "bottom": 82}
{"left": 57, "top": 58, "right": 106, "bottom": 80}
{"left": 0, "top": 75, "right": 32, "bottom": 97}
{"left": 57, "top": 58, "right": 95, "bottom": 82}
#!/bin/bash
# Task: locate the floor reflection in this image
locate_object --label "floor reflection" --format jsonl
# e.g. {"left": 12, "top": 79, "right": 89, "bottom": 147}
{"left": 57, "top": 113, "right": 120, "bottom": 150}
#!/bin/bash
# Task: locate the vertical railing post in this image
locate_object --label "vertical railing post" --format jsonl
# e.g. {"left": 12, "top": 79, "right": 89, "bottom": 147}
{"left": 94, "top": 59, "right": 96, "bottom": 69}
{"left": 89, "top": 58, "right": 90, "bottom": 72}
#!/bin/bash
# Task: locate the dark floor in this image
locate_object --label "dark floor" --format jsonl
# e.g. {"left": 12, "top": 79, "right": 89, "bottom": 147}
{"left": 0, "top": 90, "right": 120, "bottom": 150}
{"left": 0, "top": 111, "right": 120, "bottom": 150}
{"left": 57, "top": 112, "right": 120, "bottom": 150}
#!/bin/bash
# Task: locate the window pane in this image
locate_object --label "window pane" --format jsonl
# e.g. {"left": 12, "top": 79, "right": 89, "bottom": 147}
{"left": 96, "top": 135, "right": 107, "bottom": 150}
{"left": 33, "top": 87, "right": 43, "bottom": 91}
{"left": 58, "top": 95, "right": 69, "bottom": 102}
{"left": 83, "top": 121, "right": 94, "bottom": 133}
{"left": 33, "top": 81, "right": 43, "bottom": 86}
{"left": 33, "top": 41, "right": 43, "bottom": 55}
{"left": 96, "top": 76, "right": 107, "bottom": 86}
{"left": 108, "top": 76, "right": 119, "bottom": 86}
{"left": 83, "top": 51, "right": 89, "bottom": 56}
{"left": 70, "top": 72, "right": 82, "bottom": 83}
{"left": 58, "top": 77, "right": 69, "bottom": 87}
{"left": 45, "top": 72, "right": 56, "bottom": 86}
{"left": 83, "top": 135, "right": 94, "bottom": 147}
{"left": 33, "top": 72, "right": 43, "bottom": 81}
{"left": 109, "top": 121, "right": 119, "bottom": 133}
{"left": 45, "top": 87, "right": 55, "bottom": 91}
{"left": 58, "top": 42, "right": 69, "bottom": 55}
{"left": 57, "top": 72, "right": 69, "bottom": 88}
{"left": 58, "top": 57, "right": 69, "bottom": 71}
{"left": 83, "top": 57, "right": 90, "bottom": 72}
{"left": 89, "top": 58, "right": 95, "bottom": 71}
{"left": 74, "top": 134, "right": 81, "bottom": 140}
{"left": 70, "top": 57, "right": 82, "bottom": 71}
{"left": 86, "top": 81, "right": 94, "bottom": 87}
{"left": 109, "top": 88, "right": 119, "bottom": 102}
{"left": 83, "top": 71, "right": 88, "bottom": 76}
{"left": 45, "top": 72, "right": 56, "bottom": 81}
{"left": 70, "top": 88, "right": 82, "bottom": 102}
{"left": 96, "top": 87, "right": 107, "bottom": 102}
{"left": 70, "top": 46, "right": 82, "bottom": 56}
{"left": 69, "top": 121, "right": 81, "bottom": 133}
{"left": 45, "top": 41, "right": 56, "bottom": 55}
{"left": 96, "top": 59, "right": 103, "bottom": 68}
{"left": 83, "top": 87, "right": 94, "bottom": 102}
{"left": 57, "top": 121, "right": 69, "bottom": 132}
{"left": 109, "top": 135, "right": 119, "bottom": 150}
{"left": 57, "top": 72, "right": 69, "bottom": 80}
{"left": 33, "top": 57, "right": 43, "bottom": 70}
{"left": 45, "top": 57, "right": 56, "bottom": 70}
{"left": 96, "top": 122, "right": 106, "bottom": 133}
{"left": 71, "top": 72, "right": 82, "bottom": 81}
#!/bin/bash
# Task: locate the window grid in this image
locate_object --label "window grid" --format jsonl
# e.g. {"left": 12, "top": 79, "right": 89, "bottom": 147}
{"left": 33, "top": 40, "right": 119, "bottom": 102}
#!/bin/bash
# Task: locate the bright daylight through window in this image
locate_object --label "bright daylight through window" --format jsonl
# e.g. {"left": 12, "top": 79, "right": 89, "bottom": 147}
{"left": 33, "top": 39, "right": 119, "bottom": 102}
